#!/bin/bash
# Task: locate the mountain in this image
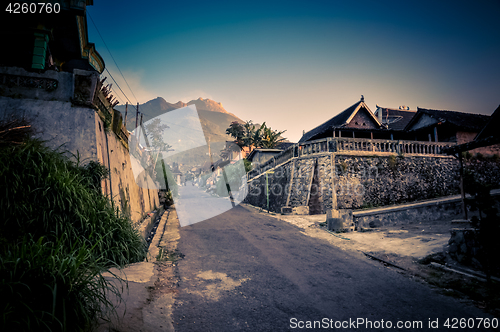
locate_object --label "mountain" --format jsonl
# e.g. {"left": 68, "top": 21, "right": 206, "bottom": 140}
{"left": 116, "top": 97, "right": 241, "bottom": 135}
{"left": 116, "top": 97, "right": 243, "bottom": 169}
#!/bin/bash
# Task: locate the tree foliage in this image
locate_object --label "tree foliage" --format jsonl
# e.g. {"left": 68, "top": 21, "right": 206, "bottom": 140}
{"left": 226, "top": 120, "right": 286, "bottom": 149}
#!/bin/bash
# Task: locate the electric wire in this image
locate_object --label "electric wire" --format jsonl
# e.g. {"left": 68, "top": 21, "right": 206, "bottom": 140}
{"left": 86, "top": 11, "right": 207, "bottom": 136}
{"left": 87, "top": 11, "right": 139, "bottom": 105}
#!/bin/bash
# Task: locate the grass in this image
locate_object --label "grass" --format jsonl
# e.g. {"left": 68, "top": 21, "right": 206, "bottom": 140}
{"left": 156, "top": 248, "right": 184, "bottom": 263}
{"left": 0, "top": 133, "right": 147, "bottom": 331}
{"left": 0, "top": 139, "right": 146, "bottom": 265}
{"left": 1, "top": 237, "right": 122, "bottom": 331}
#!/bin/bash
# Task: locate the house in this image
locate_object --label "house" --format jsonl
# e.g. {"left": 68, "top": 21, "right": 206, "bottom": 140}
{"left": 373, "top": 105, "right": 416, "bottom": 140}
{"left": 0, "top": 0, "right": 104, "bottom": 74}
{"left": 247, "top": 148, "right": 283, "bottom": 166}
{"left": 443, "top": 105, "right": 500, "bottom": 156}
{"left": 404, "top": 107, "right": 491, "bottom": 147}
{"left": 299, "top": 96, "right": 395, "bottom": 142}
{"left": 246, "top": 142, "right": 295, "bottom": 167}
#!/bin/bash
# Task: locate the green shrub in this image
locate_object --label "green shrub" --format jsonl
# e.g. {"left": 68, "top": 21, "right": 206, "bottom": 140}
{"left": 0, "top": 139, "right": 146, "bottom": 265}
{"left": 0, "top": 138, "right": 146, "bottom": 330}
{"left": 0, "top": 237, "right": 120, "bottom": 332}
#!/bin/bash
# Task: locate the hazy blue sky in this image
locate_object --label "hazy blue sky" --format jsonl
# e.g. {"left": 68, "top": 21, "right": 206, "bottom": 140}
{"left": 87, "top": 0, "right": 500, "bottom": 142}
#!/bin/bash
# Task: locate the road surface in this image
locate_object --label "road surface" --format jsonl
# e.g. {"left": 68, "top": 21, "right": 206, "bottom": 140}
{"left": 170, "top": 195, "right": 492, "bottom": 331}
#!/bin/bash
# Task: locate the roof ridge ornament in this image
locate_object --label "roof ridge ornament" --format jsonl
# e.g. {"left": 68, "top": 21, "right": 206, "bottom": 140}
{"left": 360, "top": 95, "right": 364, "bottom": 102}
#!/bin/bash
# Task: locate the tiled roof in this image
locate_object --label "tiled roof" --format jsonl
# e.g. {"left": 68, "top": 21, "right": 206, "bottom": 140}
{"left": 299, "top": 100, "right": 379, "bottom": 142}
{"left": 276, "top": 142, "right": 295, "bottom": 150}
{"left": 375, "top": 107, "right": 416, "bottom": 131}
{"left": 475, "top": 105, "right": 500, "bottom": 141}
{"left": 406, "top": 108, "right": 490, "bottom": 132}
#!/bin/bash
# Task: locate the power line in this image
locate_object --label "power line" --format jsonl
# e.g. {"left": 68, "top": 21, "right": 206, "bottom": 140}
{"left": 85, "top": 11, "right": 205, "bottom": 129}
{"left": 87, "top": 11, "right": 139, "bottom": 105}
{"left": 103, "top": 67, "right": 136, "bottom": 109}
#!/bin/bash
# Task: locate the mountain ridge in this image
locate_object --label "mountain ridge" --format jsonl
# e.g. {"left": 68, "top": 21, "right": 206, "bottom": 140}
{"left": 116, "top": 97, "right": 243, "bottom": 135}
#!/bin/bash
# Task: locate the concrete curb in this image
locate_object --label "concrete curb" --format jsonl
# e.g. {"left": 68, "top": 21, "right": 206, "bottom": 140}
{"left": 96, "top": 207, "right": 180, "bottom": 332}
{"left": 147, "top": 208, "right": 171, "bottom": 262}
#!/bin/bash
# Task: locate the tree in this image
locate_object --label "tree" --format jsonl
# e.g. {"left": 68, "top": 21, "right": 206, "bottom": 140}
{"left": 142, "top": 118, "right": 176, "bottom": 195}
{"left": 226, "top": 121, "right": 245, "bottom": 148}
{"left": 259, "top": 122, "right": 286, "bottom": 148}
{"left": 226, "top": 120, "right": 287, "bottom": 150}
{"left": 145, "top": 118, "right": 172, "bottom": 165}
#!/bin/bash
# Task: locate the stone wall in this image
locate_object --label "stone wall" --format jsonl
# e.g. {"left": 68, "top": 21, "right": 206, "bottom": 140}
{"left": 448, "top": 228, "right": 481, "bottom": 267}
{"left": 334, "top": 153, "right": 461, "bottom": 209}
{"left": 246, "top": 160, "right": 293, "bottom": 212}
{"left": 353, "top": 197, "right": 463, "bottom": 229}
{"left": 465, "top": 158, "right": 500, "bottom": 188}
{"left": 244, "top": 141, "right": 500, "bottom": 215}
{"left": 245, "top": 152, "right": 465, "bottom": 214}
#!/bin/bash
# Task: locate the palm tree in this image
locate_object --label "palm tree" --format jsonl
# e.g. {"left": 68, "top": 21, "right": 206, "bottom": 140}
{"left": 226, "top": 120, "right": 286, "bottom": 149}
{"left": 258, "top": 123, "right": 286, "bottom": 148}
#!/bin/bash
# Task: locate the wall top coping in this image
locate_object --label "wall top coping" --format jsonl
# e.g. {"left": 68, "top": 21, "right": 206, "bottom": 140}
{"left": 353, "top": 195, "right": 463, "bottom": 217}
{"left": 333, "top": 151, "right": 455, "bottom": 158}
{"left": 353, "top": 189, "right": 500, "bottom": 217}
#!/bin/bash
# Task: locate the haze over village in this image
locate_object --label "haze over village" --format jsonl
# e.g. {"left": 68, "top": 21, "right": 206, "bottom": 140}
{"left": 1, "top": 1, "right": 500, "bottom": 331}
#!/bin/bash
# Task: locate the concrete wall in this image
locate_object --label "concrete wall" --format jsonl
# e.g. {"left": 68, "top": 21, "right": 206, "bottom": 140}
{"left": 0, "top": 98, "right": 98, "bottom": 162}
{"left": 95, "top": 116, "right": 159, "bottom": 222}
{"left": 0, "top": 66, "right": 74, "bottom": 102}
{"left": 0, "top": 66, "right": 158, "bottom": 224}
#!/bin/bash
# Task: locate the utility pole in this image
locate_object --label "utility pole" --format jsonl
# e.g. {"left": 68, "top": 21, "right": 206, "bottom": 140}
{"left": 124, "top": 102, "right": 128, "bottom": 127}
{"left": 207, "top": 137, "right": 212, "bottom": 164}
{"left": 135, "top": 102, "right": 139, "bottom": 129}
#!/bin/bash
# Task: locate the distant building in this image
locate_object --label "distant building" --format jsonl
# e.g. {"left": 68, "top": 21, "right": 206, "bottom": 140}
{"left": 405, "top": 107, "right": 490, "bottom": 144}
{"left": 374, "top": 105, "right": 416, "bottom": 139}
{"left": 299, "top": 97, "right": 496, "bottom": 156}
{"left": 299, "top": 96, "right": 389, "bottom": 142}
{"left": 443, "top": 105, "right": 500, "bottom": 156}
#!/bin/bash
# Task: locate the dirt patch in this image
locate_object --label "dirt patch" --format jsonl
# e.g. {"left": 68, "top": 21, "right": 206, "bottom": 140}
{"left": 184, "top": 270, "right": 250, "bottom": 301}
{"left": 365, "top": 251, "right": 500, "bottom": 318}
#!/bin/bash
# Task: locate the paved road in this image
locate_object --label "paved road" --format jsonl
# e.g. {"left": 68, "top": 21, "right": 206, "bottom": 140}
{"left": 171, "top": 204, "right": 492, "bottom": 332}
{"left": 175, "top": 181, "right": 244, "bottom": 227}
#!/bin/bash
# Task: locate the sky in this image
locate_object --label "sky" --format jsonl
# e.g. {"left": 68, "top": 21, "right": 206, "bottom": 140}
{"left": 87, "top": 0, "right": 500, "bottom": 143}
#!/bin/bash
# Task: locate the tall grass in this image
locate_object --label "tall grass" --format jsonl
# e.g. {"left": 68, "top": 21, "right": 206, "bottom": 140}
{"left": 0, "top": 139, "right": 146, "bottom": 265}
{"left": 0, "top": 237, "right": 120, "bottom": 331}
{"left": 0, "top": 137, "right": 147, "bottom": 331}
